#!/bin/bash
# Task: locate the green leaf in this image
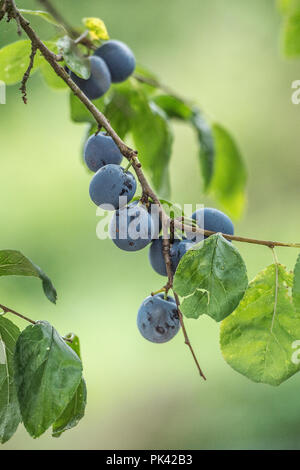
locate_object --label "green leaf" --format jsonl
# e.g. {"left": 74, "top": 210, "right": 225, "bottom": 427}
{"left": 39, "top": 61, "right": 67, "bottom": 89}
{"left": 292, "top": 253, "right": 300, "bottom": 309}
{"left": 52, "top": 334, "right": 87, "bottom": 438}
{"left": 0, "top": 250, "right": 57, "bottom": 304}
{"left": 70, "top": 92, "right": 105, "bottom": 123}
{"left": 210, "top": 124, "right": 247, "bottom": 219}
{"left": 134, "top": 64, "right": 160, "bottom": 95}
{"left": 83, "top": 17, "right": 109, "bottom": 41}
{"left": 191, "top": 111, "right": 215, "bottom": 191}
{"left": 282, "top": 12, "right": 300, "bottom": 57}
{"left": 52, "top": 378, "right": 87, "bottom": 438}
{"left": 159, "top": 199, "right": 186, "bottom": 219}
{"left": 0, "top": 317, "right": 21, "bottom": 444}
{"left": 173, "top": 234, "right": 248, "bottom": 322}
{"left": 0, "top": 40, "right": 39, "bottom": 85}
{"left": 19, "top": 9, "right": 62, "bottom": 27}
{"left": 131, "top": 96, "right": 173, "bottom": 198}
{"left": 220, "top": 264, "right": 300, "bottom": 386}
{"left": 14, "top": 321, "right": 82, "bottom": 438}
{"left": 278, "top": 0, "right": 300, "bottom": 15}
{"left": 57, "top": 36, "right": 90, "bottom": 79}
{"left": 104, "top": 88, "right": 133, "bottom": 139}
{"left": 153, "top": 95, "right": 193, "bottom": 121}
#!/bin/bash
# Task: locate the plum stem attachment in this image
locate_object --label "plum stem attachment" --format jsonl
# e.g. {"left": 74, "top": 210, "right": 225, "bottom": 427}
{"left": 151, "top": 287, "right": 166, "bottom": 296}
{"left": 123, "top": 160, "right": 133, "bottom": 172}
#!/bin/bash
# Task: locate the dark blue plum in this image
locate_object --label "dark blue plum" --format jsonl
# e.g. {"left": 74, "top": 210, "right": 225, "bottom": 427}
{"left": 174, "top": 240, "right": 194, "bottom": 267}
{"left": 109, "top": 202, "right": 156, "bottom": 251}
{"left": 149, "top": 238, "right": 194, "bottom": 276}
{"left": 94, "top": 40, "right": 136, "bottom": 83}
{"left": 189, "top": 207, "right": 234, "bottom": 242}
{"left": 137, "top": 294, "right": 180, "bottom": 343}
{"left": 149, "top": 237, "right": 179, "bottom": 276}
{"left": 89, "top": 164, "right": 136, "bottom": 210}
{"left": 84, "top": 132, "right": 123, "bottom": 172}
{"left": 70, "top": 56, "right": 111, "bottom": 100}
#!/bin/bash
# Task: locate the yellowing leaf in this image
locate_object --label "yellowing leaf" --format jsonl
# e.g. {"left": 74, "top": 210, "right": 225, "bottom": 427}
{"left": 220, "top": 264, "right": 300, "bottom": 386}
{"left": 83, "top": 17, "right": 109, "bottom": 41}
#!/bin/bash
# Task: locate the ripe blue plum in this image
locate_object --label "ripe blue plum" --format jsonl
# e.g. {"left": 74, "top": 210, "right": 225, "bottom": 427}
{"left": 109, "top": 202, "right": 156, "bottom": 251}
{"left": 149, "top": 237, "right": 179, "bottom": 276}
{"left": 149, "top": 237, "right": 193, "bottom": 276}
{"left": 84, "top": 132, "right": 123, "bottom": 172}
{"left": 137, "top": 294, "right": 180, "bottom": 343}
{"left": 89, "top": 164, "right": 136, "bottom": 210}
{"left": 70, "top": 56, "right": 111, "bottom": 100}
{"left": 190, "top": 207, "right": 234, "bottom": 242}
{"left": 94, "top": 40, "right": 136, "bottom": 83}
{"left": 175, "top": 239, "right": 194, "bottom": 264}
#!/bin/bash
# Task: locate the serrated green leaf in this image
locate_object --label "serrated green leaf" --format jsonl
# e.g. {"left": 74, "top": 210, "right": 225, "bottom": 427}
{"left": 0, "top": 40, "right": 39, "bottom": 85}
{"left": 19, "top": 9, "right": 62, "bottom": 27}
{"left": 173, "top": 234, "right": 248, "bottom": 322}
{"left": 282, "top": 12, "right": 300, "bottom": 57}
{"left": 220, "top": 264, "right": 300, "bottom": 386}
{"left": 70, "top": 92, "right": 105, "bottom": 123}
{"left": 51, "top": 334, "right": 86, "bottom": 438}
{"left": 292, "top": 254, "right": 300, "bottom": 309}
{"left": 192, "top": 111, "right": 215, "bottom": 191}
{"left": 52, "top": 334, "right": 86, "bottom": 438}
{"left": 14, "top": 321, "right": 82, "bottom": 438}
{"left": 211, "top": 124, "right": 247, "bottom": 219}
{"left": 131, "top": 95, "right": 173, "bottom": 198}
{"left": 0, "top": 250, "right": 57, "bottom": 304}
{"left": 52, "top": 378, "right": 87, "bottom": 438}
{"left": 0, "top": 317, "right": 21, "bottom": 444}
{"left": 57, "top": 36, "right": 90, "bottom": 79}
{"left": 83, "top": 17, "right": 109, "bottom": 41}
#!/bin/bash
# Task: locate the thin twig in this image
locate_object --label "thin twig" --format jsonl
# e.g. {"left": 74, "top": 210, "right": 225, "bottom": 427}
{"left": 20, "top": 42, "right": 37, "bottom": 103}
{"left": 134, "top": 73, "right": 193, "bottom": 107}
{"left": 0, "top": 0, "right": 6, "bottom": 21}
{"left": 0, "top": 303, "right": 36, "bottom": 324}
{"left": 173, "top": 292, "right": 207, "bottom": 380}
{"left": 74, "top": 30, "right": 89, "bottom": 45}
{"left": 37, "top": 0, "right": 96, "bottom": 49}
{"left": 174, "top": 221, "right": 300, "bottom": 248}
{"left": 0, "top": 303, "right": 72, "bottom": 342}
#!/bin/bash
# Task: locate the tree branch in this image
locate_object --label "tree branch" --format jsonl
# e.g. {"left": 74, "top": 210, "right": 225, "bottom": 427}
{"left": 36, "top": 0, "right": 96, "bottom": 49}
{"left": 0, "top": 303, "right": 72, "bottom": 342}
{"left": 5, "top": 0, "right": 206, "bottom": 378}
{"left": 5, "top": 0, "right": 300, "bottom": 381}
{"left": 20, "top": 41, "right": 37, "bottom": 103}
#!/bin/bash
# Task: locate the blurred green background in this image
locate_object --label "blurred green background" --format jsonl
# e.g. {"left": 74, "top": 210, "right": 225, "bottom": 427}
{"left": 1, "top": 0, "right": 300, "bottom": 450}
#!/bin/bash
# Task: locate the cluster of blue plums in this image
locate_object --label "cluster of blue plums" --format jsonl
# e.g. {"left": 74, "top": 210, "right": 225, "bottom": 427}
{"left": 80, "top": 39, "right": 235, "bottom": 344}
{"left": 85, "top": 131, "right": 234, "bottom": 343}
{"left": 70, "top": 39, "right": 136, "bottom": 100}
